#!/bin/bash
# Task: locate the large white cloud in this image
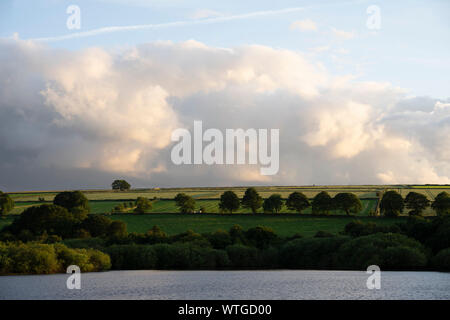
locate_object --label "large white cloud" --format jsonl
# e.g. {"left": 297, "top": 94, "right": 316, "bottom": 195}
{"left": 0, "top": 38, "right": 449, "bottom": 190}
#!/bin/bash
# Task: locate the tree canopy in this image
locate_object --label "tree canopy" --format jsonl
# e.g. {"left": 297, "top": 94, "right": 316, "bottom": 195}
{"left": 174, "top": 193, "right": 196, "bottom": 213}
{"left": 0, "top": 191, "right": 14, "bottom": 216}
{"left": 8, "top": 204, "right": 76, "bottom": 238}
{"left": 263, "top": 194, "right": 283, "bottom": 213}
{"left": 134, "top": 197, "right": 153, "bottom": 213}
{"left": 311, "top": 191, "right": 333, "bottom": 215}
{"left": 241, "top": 187, "right": 263, "bottom": 214}
{"left": 333, "top": 193, "right": 362, "bottom": 215}
{"left": 219, "top": 191, "right": 240, "bottom": 214}
{"left": 405, "top": 192, "right": 430, "bottom": 216}
{"left": 380, "top": 190, "right": 404, "bottom": 217}
{"left": 53, "top": 191, "right": 90, "bottom": 220}
{"left": 432, "top": 192, "right": 450, "bottom": 216}
{"left": 111, "top": 180, "right": 131, "bottom": 191}
{"left": 286, "top": 192, "right": 310, "bottom": 213}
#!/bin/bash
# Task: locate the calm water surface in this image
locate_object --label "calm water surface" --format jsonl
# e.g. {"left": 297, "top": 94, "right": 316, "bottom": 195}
{"left": 0, "top": 270, "right": 449, "bottom": 300}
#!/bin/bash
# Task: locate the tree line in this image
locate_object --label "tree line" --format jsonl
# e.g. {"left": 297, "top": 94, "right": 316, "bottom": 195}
{"left": 174, "top": 188, "right": 364, "bottom": 215}
{"left": 380, "top": 190, "right": 450, "bottom": 217}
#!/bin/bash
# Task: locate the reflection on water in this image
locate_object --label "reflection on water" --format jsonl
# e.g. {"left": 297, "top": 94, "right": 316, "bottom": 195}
{"left": 0, "top": 270, "right": 449, "bottom": 300}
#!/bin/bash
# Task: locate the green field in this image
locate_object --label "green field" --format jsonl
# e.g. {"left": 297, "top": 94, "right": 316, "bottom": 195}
{"left": 6, "top": 184, "right": 449, "bottom": 216}
{"left": 3, "top": 185, "right": 447, "bottom": 236}
{"left": 8, "top": 198, "right": 378, "bottom": 216}
{"left": 110, "top": 214, "right": 405, "bottom": 237}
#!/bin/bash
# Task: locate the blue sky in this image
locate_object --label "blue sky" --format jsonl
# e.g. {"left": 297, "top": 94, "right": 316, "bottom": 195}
{"left": 1, "top": 0, "right": 449, "bottom": 98}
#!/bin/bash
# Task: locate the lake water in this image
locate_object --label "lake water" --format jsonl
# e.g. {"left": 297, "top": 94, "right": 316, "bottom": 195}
{"left": 0, "top": 270, "right": 449, "bottom": 300}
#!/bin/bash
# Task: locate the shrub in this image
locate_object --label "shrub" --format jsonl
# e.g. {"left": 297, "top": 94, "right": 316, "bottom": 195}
{"left": 344, "top": 220, "right": 400, "bottom": 237}
{"left": 0, "top": 242, "right": 110, "bottom": 275}
{"left": 226, "top": 244, "right": 259, "bottom": 268}
{"left": 380, "top": 246, "right": 427, "bottom": 270}
{"left": 431, "top": 248, "right": 450, "bottom": 271}
{"left": 280, "top": 236, "right": 349, "bottom": 269}
{"left": 134, "top": 197, "right": 152, "bottom": 213}
{"left": 229, "top": 225, "right": 247, "bottom": 245}
{"left": 336, "top": 233, "right": 427, "bottom": 270}
{"left": 207, "top": 230, "right": 232, "bottom": 250}
{"left": 245, "top": 226, "right": 278, "bottom": 249}
{"left": 106, "top": 245, "right": 157, "bottom": 270}
{"left": 314, "top": 230, "right": 335, "bottom": 238}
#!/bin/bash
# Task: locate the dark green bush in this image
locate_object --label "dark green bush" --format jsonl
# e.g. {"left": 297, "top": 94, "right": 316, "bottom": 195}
{"left": 106, "top": 244, "right": 157, "bottom": 270}
{"left": 336, "top": 233, "right": 427, "bottom": 270}
{"left": 245, "top": 226, "right": 278, "bottom": 249}
{"left": 431, "top": 248, "right": 450, "bottom": 271}
{"left": 280, "top": 236, "right": 349, "bottom": 269}
{"left": 226, "top": 244, "right": 259, "bottom": 268}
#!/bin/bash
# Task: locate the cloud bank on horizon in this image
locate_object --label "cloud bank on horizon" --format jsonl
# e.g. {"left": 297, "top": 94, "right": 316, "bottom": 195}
{"left": 0, "top": 38, "right": 449, "bottom": 191}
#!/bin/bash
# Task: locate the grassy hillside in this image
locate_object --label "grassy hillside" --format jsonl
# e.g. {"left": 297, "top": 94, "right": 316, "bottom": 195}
{"left": 110, "top": 214, "right": 405, "bottom": 237}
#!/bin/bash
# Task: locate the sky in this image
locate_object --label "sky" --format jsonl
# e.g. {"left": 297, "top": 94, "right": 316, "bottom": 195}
{"left": 0, "top": 0, "right": 449, "bottom": 191}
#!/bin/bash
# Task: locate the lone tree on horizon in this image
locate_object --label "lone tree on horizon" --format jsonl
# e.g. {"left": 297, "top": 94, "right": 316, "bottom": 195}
{"left": 112, "top": 179, "right": 131, "bottom": 191}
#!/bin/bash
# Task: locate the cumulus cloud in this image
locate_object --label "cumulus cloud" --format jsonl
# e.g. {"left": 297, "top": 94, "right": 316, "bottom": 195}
{"left": 0, "top": 38, "right": 449, "bottom": 190}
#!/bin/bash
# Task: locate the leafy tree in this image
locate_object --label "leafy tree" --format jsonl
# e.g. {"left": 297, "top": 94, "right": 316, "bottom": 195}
{"left": 432, "top": 248, "right": 450, "bottom": 271}
{"left": 81, "top": 215, "right": 112, "bottom": 237}
{"left": 431, "top": 191, "right": 450, "bottom": 216}
{"left": 263, "top": 194, "right": 283, "bottom": 213}
{"left": 336, "top": 233, "right": 427, "bottom": 270}
{"left": 286, "top": 192, "right": 310, "bottom": 213}
{"left": 53, "top": 191, "right": 90, "bottom": 220}
{"left": 111, "top": 180, "right": 131, "bottom": 191}
{"left": 174, "top": 193, "right": 196, "bottom": 213}
{"left": 380, "top": 191, "right": 404, "bottom": 217}
{"left": 245, "top": 226, "right": 278, "bottom": 249}
{"left": 134, "top": 197, "right": 152, "bottom": 213}
{"left": 107, "top": 220, "right": 128, "bottom": 238}
{"left": 145, "top": 225, "right": 168, "bottom": 244}
{"left": 0, "top": 191, "right": 14, "bottom": 217}
{"left": 311, "top": 191, "right": 333, "bottom": 215}
{"left": 207, "top": 230, "right": 232, "bottom": 249}
{"left": 405, "top": 192, "right": 430, "bottom": 216}
{"left": 226, "top": 244, "right": 259, "bottom": 268}
{"left": 9, "top": 204, "right": 76, "bottom": 238}
{"left": 333, "top": 193, "right": 362, "bottom": 215}
{"left": 219, "top": 191, "right": 240, "bottom": 214}
{"left": 229, "top": 224, "right": 246, "bottom": 245}
{"left": 241, "top": 187, "right": 263, "bottom": 214}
